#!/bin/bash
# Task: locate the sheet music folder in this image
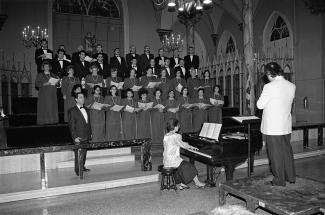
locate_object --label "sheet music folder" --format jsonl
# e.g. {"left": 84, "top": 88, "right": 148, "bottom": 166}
{"left": 231, "top": 116, "right": 260, "bottom": 124}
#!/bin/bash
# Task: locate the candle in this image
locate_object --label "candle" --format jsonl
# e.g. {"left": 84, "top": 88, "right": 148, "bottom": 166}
{"left": 32, "top": 30, "right": 34, "bottom": 36}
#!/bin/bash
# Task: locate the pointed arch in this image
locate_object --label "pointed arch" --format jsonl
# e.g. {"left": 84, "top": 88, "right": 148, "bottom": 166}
{"left": 217, "top": 30, "right": 237, "bottom": 56}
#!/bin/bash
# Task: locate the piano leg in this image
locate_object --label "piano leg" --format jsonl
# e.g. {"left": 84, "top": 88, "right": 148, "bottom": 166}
{"left": 225, "top": 163, "right": 235, "bottom": 181}
{"left": 250, "top": 154, "right": 255, "bottom": 174}
{"left": 206, "top": 166, "right": 214, "bottom": 187}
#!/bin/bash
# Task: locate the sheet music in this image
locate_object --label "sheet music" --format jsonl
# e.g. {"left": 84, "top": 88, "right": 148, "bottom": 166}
{"left": 167, "top": 107, "right": 179, "bottom": 113}
{"left": 110, "top": 105, "right": 124, "bottom": 112}
{"left": 131, "top": 85, "right": 142, "bottom": 91}
{"left": 210, "top": 98, "right": 224, "bottom": 106}
{"left": 92, "top": 102, "right": 108, "bottom": 110}
{"left": 125, "top": 105, "right": 135, "bottom": 113}
{"left": 182, "top": 103, "right": 194, "bottom": 109}
{"left": 176, "top": 83, "right": 183, "bottom": 92}
{"left": 48, "top": 77, "right": 59, "bottom": 85}
{"left": 232, "top": 115, "right": 260, "bottom": 123}
{"left": 44, "top": 53, "right": 52, "bottom": 59}
{"left": 199, "top": 123, "right": 222, "bottom": 140}
{"left": 85, "top": 56, "right": 95, "bottom": 62}
{"left": 147, "top": 82, "right": 161, "bottom": 88}
{"left": 111, "top": 81, "right": 124, "bottom": 89}
{"left": 138, "top": 102, "right": 153, "bottom": 110}
{"left": 222, "top": 132, "right": 247, "bottom": 140}
{"left": 154, "top": 104, "right": 165, "bottom": 110}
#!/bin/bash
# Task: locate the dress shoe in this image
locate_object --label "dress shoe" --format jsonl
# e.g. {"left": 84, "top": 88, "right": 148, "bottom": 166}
{"left": 75, "top": 170, "right": 79, "bottom": 176}
{"left": 83, "top": 167, "right": 90, "bottom": 172}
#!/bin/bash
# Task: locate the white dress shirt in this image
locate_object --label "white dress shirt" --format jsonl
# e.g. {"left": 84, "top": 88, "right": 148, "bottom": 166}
{"left": 117, "top": 56, "right": 121, "bottom": 64}
{"left": 77, "top": 104, "right": 88, "bottom": 123}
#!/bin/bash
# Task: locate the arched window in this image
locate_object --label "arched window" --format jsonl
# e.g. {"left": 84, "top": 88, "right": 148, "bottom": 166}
{"left": 270, "top": 16, "right": 289, "bottom": 41}
{"left": 226, "top": 37, "right": 236, "bottom": 54}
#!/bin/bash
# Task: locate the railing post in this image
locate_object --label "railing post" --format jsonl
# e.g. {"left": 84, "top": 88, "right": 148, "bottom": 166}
{"left": 40, "top": 152, "right": 48, "bottom": 189}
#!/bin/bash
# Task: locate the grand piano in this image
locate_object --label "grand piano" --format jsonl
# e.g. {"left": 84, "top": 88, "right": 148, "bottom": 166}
{"left": 181, "top": 121, "right": 262, "bottom": 186}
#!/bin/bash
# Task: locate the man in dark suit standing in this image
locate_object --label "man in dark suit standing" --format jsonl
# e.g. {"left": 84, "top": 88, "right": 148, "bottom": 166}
{"left": 68, "top": 92, "right": 92, "bottom": 176}
{"left": 140, "top": 45, "right": 154, "bottom": 72}
{"left": 73, "top": 50, "right": 90, "bottom": 80}
{"left": 110, "top": 48, "right": 127, "bottom": 79}
{"left": 184, "top": 46, "right": 199, "bottom": 75}
{"left": 52, "top": 49, "right": 71, "bottom": 78}
{"left": 35, "top": 39, "right": 53, "bottom": 73}
{"left": 92, "top": 44, "right": 108, "bottom": 65}
{"left": 170, "top": 50, "right": 181, "bottom": 68}
{"left": 164, "top": 58, "right": 174, "bottom": 79}
{"left": 128, "top": 57, "right": 142, "bottom": 78}
{"left": 95, "top": 53, "right": 110, "bottom": 79}
{"left": 54, "top": 44, "right": 71, "bottom": 61}
{"left": 154, "top": 48, "right": 166, "bottom": 70}
{"left": 71, "top": 45, "right": 84, "bottom": 65}
{"left": 174, "top": 58, "right": 187, "bottom": 79}
{"left": 125, "top": 45, "right": 140, "bottom": 68}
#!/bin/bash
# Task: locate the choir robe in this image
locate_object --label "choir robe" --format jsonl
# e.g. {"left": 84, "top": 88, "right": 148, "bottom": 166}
{"left": 187, "top": 78, "right": 201, "bottom": 99}
{"left": 164, "top": 99, "right": 179, "bottom": 122}
{"left": 150, "top": 98, "right": 165, "bottom": 144}
{"left": 121, "top": 98, "right": 137, "bottom": 140}
{"left": 201, "top": 78, "right": 213, "bottom": 99}
{"left": 179, "top": 96, "right": 193, "bottom": 133}
{"left": 61, "top": 76, "right": 80, "bottom": 122}
{"left": 106, "top": 77, "right": 123, "bottom": 96}
{"left": 208, "top": 94, "right": 224, "bottom": 123}
{"left": 86, "top": 96, "right": 106, "bottom": 142}
{"left": 157, "top": 77, "right": 170, "bottom": 100}
{"left": 104, "top": 96, "right": 122, "bottom": 141}
{"left": 137, "top": 99, "right": 152, "bottom": 139}
{"left": 139, "top": 75, "right": 157, "bottom": 100}
{"left": 85, "top": 74, "right": 104, "bottom": 97}
{"left": 170, "top": 78, "right": 187, "bottom": 100}
{"left": 124, "top": 77, "right": 140, "bottom": 100}
{"left": 35, "top": 73, "right": 59, "bottom": 125}
{"left": 192, "top": 97, "right": 209, "bottom": 132}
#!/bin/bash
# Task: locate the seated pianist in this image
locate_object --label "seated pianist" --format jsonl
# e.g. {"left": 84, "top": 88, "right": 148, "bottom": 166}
{"left": 163, "top": 118, "right": 206, "bottom": 190}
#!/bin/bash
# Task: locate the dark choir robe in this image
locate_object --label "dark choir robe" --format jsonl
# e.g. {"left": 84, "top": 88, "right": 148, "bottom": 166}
{"left": 154, "top": 56, "right": 166, "bottom": 70}
{"left": 140, "top": 75, "right": 157, "bottom": 100}
{"left": 61, "top": 76, "right": 80, "bottom": 122}
{"left": 92, "top": 52, "right": 109, "bottom": 65}
{"left": 170, "top": 77, "right": 187, "bottom": 99}
{"left": 208, "top": 94, "right": 224, "bottom": 123}
{"left": 95, "top": 61, "right": 110, "bottom": 79}
{"left": 51, "top": 59, "right": 70, "bottom": 78}
{"left": 187, "top": 78, "right": 201, "bottom": 98}
{"left": 192, "top": 97, "right": 209, "bottom": 132}
{"left": 200, "top": 78, "right": 213, "bottom": 99}
{"left": 121, "top": 98, "right": 137, "bottom": 140}
{"left": 170, "top": 56, "right": 181, "bottom": 68}
{"left": 106, "top": 76, "right": 123, "bottom": 96}
{"left": 74, "top": 60, "right": 90, "bottom": 79}
{"left": 140, "top": 53, "right": 154, "bottom": 72}
{"left": 150, "top": 98, "right": 165, "bottom": 144}
{"left": 127, "top": 65, "right": 142, "bottom": 78}
{"left": 157, "top": 77, "right": 170, "bottom": 100}
{"left": 174, "top": 66, "right": 187, "bottom": 79}
{"left": 71, "top": 52, "right": 80, "bottom": 65}
{"left": 86, "top": 95, "right": 106, "bottom": 142}
{"left": 110, "top": 56, "right": 127, "bottom": 78}
{"left": 35, "top": 73, "right": 59, "bottom": 125}
{"left": 104, "top": 95, "right": 122, "bottom": 141}
{"left": 164, "top": 98, "right": 179, "bottom": 122}
{"left": 124, "top": 77, "right": 140, "bottom": 99}
{"left": 35, "top": 48, "right": 53, "bottom": 73}
{"left": 137, "top": 99, "right": 152, "bottom": 139}
{"left": 184, "top": 54, "right": 200, "bottom": 71}
{"left": 85, "top": 74, "right": 104, "bottom": 97}
{"left": 125, "top": 53, "right": 140, "bottom": 68}
{"left": 179, "top": 96, "right": 193, "bottom": 133}
{"left": 165, "top": 67, "right": 174, "bottom": 79}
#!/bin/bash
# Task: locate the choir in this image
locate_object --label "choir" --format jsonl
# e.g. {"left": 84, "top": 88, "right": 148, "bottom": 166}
{"left": 35, "top": 42, "right": 224, "bottom": 145}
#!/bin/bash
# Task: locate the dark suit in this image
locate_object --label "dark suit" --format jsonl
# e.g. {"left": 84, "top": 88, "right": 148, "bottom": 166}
{"left": 51, "top": 59, "right": 70, "bottom": 78}
{"left": 96, "top": 61, "right": 110, "bottom": 79}
{"left": 68, "top": 105, "right": 92, "bottom": 175}
{"left": 125, "top": 53, "right": 140, "bottom": 68}
{"left": 184, "top": 55, "right": 199, "bottom": 71}
{"left": 174, "top": 66, "right": 188, "bottom": 79}
{"left": 71, "top": 52, "right": 80, "bottom": 65}
{"left": 165, "top": 67, "right": 174, "bottom": 79}
{"left": 110, "top": 56, "right": 127, "bottom": 78}
{"left": 74, "top": 60, "right": 90, "bottom": 79}
{"left": 35, "top": 48, "right": 53, "bottom": 73}
{"left": 127, "top": 65, "right": 142, "bottom": 78}
{"left": 170, "top": 57, "right": 181, "bottom": 68}
{"left": 154, "top": 56, "right": 166, "bottom": 70}
{"left": 140, "top": 53, "right": 154, "bottom": 72}
{"left": 92, "top": 52, "right": 109, "bottom": 65}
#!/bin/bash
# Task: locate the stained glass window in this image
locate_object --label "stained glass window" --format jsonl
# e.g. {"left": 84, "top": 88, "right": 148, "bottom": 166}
{"left": 226, "top": 37, "right": 236, "bottom": 54}
{"left": 270, "top": 16, "right": 289, "bottom": 41}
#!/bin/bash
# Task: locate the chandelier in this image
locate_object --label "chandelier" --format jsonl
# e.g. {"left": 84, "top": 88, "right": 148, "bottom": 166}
{"left": 161, "top": 33, "right": 184, "bottom": 53}
{"left": 167, "top": 0, "right": 213, "bottom": 13}
{"left": 22, "top": 26, "right": 48, "bottom": 48}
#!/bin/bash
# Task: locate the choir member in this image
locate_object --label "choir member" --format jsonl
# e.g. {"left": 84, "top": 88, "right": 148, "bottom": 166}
{"left": 128, "top": 57, "right": 142, "bottom": 78}
{"left": 174, "top": 58, "right": 187, "bottom": 79}
{"left": 61, "top": 66, "right": 80, "bottom": 122}
{"left": 125, "top": 45, "right": 140, "bottom": 68}
{"left": 86, "top": 85, "right": 105, "bottom": 142}
{"left": 95, "top": 53, "right": 110, "bottom": 79}
{"left": 140, "top": 67, "right": 157, "bottom": 100}
{"left": 208, "top": 85, "right": 224, "bottom": 123}
{"left": 170, "top": 69, "right": 187, "bottom": 100}
{"left": 85, "top": 64, "right": 104, "bottom": 97}
{"left": 110, "top": 48, "right": 127, "bottom": 79}
{"left": 163, "top": 118, "right": 206, "bottom": 189}
{"left": 192, "top": 88, "right": 209, "bottom": 132}
{"left": 35, "top": 39, "right": 53, "bottom": 73}
{"left": 165, "top": 90, "right": 179, "bottom": 122}
{"left": 52, "top": 48, "right": 70, "bottom": 78}
{"left": 179, "top": 87, "right": 193, "bottom": 133}
{"left": 73, "top": 50, "right": 90, "bottom": 80}
{"left": 54, "top": 44, "right": 71, "bottom": 61}
{"left": 137, "top": 88, "right": 152, "bottom": 139}
{"left": 140, "top": 45, "right": 154, "bottom": 72}
{"left": 157, "top": 68, "right": 170, "bottom": 100}
{"left": 149, "top": 58, "right": 159, "bottom": 77}
{"left": 106, "top": 68, "right": 123, "bottom": 95}
{"left": 164, "top": 58, "right": 174, "bottom": 79}
{"left": 92, "top": 44, "right": 109, "bottom": 65}
{"left": 184, "top": 46, "right": 199, "bottom": 74}
{"left": 187, "top": 67, "right": 201, "bottom": 98}
{"left": 201, "top": 70, "right": 213, "bottom": 98}
{"left": 121, "top": 89, "right": 138, "bottom": 140}
{"left": 104, "top": 85, "right": 122, "bottom": 141}
{"left": 124, "top": 68, "right": 141, "bottom": 99}
{"left": 154, "top": 48, "right": 166, "bottom": 70}
{"left": 71, "top": 45, "right": 84, "bottom": 65}
{"left": 170, "top": 50, "right": 181, "bottom": 68}
{"left": 35, "top": 61, "right": 59, "bottom": 125}
{"left": 151, "top": 88, "right": 165, "bottom": 144}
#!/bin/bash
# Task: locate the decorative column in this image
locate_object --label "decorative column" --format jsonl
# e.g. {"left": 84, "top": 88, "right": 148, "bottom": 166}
{"left": 243, "top": 0, "right": 255, "bottom": 115}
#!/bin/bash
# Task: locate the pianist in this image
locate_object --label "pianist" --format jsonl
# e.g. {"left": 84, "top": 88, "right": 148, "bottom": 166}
{"left": 163, "top": 118, "right": 206, "bottom": 190}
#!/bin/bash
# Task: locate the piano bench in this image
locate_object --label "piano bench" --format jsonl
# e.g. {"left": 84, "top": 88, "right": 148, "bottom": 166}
{"left": 158, "top": 165, "right": 177, "bottom": 192}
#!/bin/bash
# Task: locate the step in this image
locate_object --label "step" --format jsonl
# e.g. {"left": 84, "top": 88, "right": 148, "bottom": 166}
{"left": 56, "top": 154, "right": 135, "bottom": 169}
{"left": 87, "top": 148, "right": 131, "bottom": 158}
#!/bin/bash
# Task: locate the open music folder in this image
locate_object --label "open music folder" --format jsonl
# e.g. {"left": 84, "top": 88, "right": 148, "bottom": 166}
{"left": 199, "top": 123, "right": 222, "bottom": 140}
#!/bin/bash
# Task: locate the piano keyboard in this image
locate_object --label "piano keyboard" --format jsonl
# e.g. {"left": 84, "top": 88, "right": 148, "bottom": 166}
{"left": 186, "top": 148, "right": 212, "bottom": 159}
